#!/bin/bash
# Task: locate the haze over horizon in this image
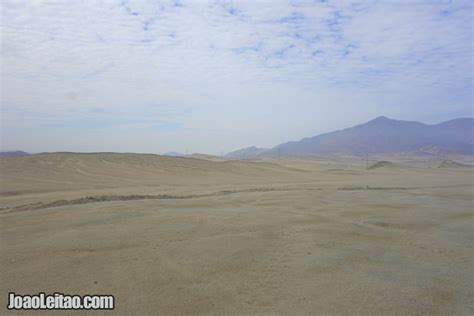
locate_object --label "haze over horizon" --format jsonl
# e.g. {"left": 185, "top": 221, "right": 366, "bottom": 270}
{"left": 1, "top": 0, "right": 473, "bottom": 154}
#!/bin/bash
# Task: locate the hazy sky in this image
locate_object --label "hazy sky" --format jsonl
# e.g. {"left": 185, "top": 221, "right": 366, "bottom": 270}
{"left": 1, "top": 0, "right": 473, "bottom": 154}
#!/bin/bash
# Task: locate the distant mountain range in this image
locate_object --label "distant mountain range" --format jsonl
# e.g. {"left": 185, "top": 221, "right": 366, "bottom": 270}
{"left": 225, "top": 116, "right": 474, "bottom": 158}
{"left": 4, "top": 117, "right": 473, "bottom": 160}
{"left": 0, "top": 151, "right": 30, "bottom": 157}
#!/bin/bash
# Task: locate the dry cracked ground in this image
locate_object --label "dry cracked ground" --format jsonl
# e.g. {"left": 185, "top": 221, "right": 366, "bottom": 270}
{"left": 1, "top": 153, "right": 473, "bottom": 315}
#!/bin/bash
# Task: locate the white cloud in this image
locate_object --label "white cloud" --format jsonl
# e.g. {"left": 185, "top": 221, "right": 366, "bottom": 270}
{"left": 1, "top": 0, "right": 472, "bottom": 153}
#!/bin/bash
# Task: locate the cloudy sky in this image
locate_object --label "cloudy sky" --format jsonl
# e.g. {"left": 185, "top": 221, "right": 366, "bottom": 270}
{"left": 1, "top": 0, "right": 472, "bottom": 154}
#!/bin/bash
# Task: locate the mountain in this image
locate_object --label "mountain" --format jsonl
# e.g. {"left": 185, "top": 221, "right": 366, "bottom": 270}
{"left": 224, "top": 146, "right": 269, "bottom": 159}
{"left": 0, "top": 151, "right": 30, "bottom": 157}
{"left": 271, "top": 116, "right": 473, "bottom": 156}
{"left": 226, "top": 116, "right": 474, "bottom": 158}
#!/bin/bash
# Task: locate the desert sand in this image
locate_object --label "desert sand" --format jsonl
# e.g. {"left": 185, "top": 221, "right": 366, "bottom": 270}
{"left": 0, "top": 153, "right": 473, "bottom": 315}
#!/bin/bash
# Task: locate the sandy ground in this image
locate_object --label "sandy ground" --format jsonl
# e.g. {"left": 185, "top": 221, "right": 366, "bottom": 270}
{"left": 0, "top": 153, "right": 473, "bottom": 315}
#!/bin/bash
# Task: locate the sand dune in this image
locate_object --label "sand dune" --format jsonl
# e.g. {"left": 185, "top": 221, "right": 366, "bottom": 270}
{"left": 1, "top": 153, "right": 473, "bottom": 314}
{"left": 438, "top": 159, "right": 472, "bottom": 169}
{"left": 367, "top": 160, "right": 396, "bottom": 170}
{"left": 0, "top": 153, "right": 301, "bottom": 196}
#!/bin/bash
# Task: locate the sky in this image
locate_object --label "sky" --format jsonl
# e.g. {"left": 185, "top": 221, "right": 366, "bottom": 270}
{"left": 1, "top": 0, "right": 473, "bottom": 154}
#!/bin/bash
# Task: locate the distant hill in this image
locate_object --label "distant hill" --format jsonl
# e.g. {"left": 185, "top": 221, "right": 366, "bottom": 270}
{"left": 224, "top": 146, "right": 269, "bottom": 159}
{"left": 0, "top": 151, "right": 30, "bottom": 157}
{"left": 163, "top": 152, "right": 185, "bottom": 157}
{"left": 188, "top": 153, "right": 223, "bottom": 161}
{"left": 226, "top": 116, "right": 474, "bottom": 158}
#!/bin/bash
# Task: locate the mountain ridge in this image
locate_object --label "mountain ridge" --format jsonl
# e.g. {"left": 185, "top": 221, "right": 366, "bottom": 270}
{"left": 226, "top": 117, "right": 474, "bottom": 158}
{"left": 0, "top": 151, "right": 31, "bottom": 157}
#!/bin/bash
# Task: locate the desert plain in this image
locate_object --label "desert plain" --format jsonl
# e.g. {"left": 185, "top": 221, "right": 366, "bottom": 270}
{"left": 0, "top": 152, "right": 473, "bottom": 315}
